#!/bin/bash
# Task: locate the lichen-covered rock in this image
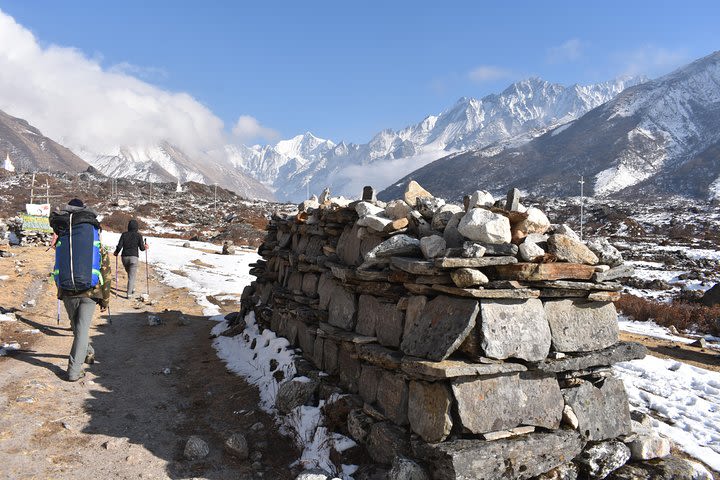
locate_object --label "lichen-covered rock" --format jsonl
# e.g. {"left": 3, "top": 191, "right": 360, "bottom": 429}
{"left": 587, "top": 237, "right": 624, "bottom": 267}
{"left": 430, "top": 204, "right": 464, "bottom": 231}
{"left": 275, "top": 377, "right": 318, "bottom": 414}
{"left": 575, "top": 441, "right": 631, "bottom": 479}
{"left": 450, "top": 268, "right": 489, "bottom": 288}
{"left": 388, "top": 456, "right": 429, "bottom": 480}
{"left": 548, "top": 234, "right": 599, "bottom": 265}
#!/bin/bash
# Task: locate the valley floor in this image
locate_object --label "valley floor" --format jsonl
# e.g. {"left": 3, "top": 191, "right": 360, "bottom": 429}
{"left": 0, "top": 245, "right": 297, "bottom": 480}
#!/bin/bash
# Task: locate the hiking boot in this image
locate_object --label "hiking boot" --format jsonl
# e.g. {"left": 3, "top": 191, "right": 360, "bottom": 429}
{"left": 67, "top": 371, "right": 86, "bottom": 382}
{"left": 84, "top": 352, "right": 95, "bottom": 365}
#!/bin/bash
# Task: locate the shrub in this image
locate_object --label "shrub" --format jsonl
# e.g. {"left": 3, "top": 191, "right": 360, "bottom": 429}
{"left": 615, "top": 294, "right": 720, "bottom": 336}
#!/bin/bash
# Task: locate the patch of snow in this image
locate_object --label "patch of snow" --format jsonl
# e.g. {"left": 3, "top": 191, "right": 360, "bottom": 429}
{"left": 0, "top": 342, "right": 20, "bottom": 356}
{"left": 614, "top": 356, "right": 720, "bottom": 471}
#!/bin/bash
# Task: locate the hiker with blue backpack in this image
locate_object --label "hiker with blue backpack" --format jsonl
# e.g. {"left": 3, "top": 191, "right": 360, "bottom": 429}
{"left": 50, "top": 198, "right": 111, "bottom": 382}
{"left": 113, "top": 219, "right": 148, "bottom": 298}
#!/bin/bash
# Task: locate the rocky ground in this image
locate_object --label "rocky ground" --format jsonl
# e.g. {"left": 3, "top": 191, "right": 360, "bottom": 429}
{"left": 0, "top": 246, "right": 298, "bottom": 480}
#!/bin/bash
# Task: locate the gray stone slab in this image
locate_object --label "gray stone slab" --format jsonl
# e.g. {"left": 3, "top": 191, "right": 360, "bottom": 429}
{"left": 377, "top": 306, "right": 405, "bottom": 348}
{"left": 593, "top": 264, "right": 635, "bottom": 282}
{"left": 408, "top": 380, "right": 453, "bottom": 443}
{"left": 317, "top": 272, "right": 336, "bottom": 310}
{"left": 359, "top": 364, "right": 383, "bottom": 404}
{"left": 401, "top": 357, "right": 526, "bottom": 381}
{"left": 391, "top": 256, "right": 438, "bottom": 275}
{"left": 480, "top": 299, "right": 551, "bottom": 362}
{"left": 312, "top": 335, "right": 324, "bottom": 370}
{"left": 416, "top": 430, "right": 583, "bottom": 480}
{"left": 328, "top": 284, "right": 357, "bottom": 331}
{"left": 400, "top": 295, "right": 479, "bottom": 361}
{"left": 403, "top": 295, "right": 426, "bottom": 341}
{"left": 451, "top": 372, "right": 564, "bottom": 434}
{"left": 287, "top": 271, "right": 304, "bottom": 292}
{"left": 544, "top": 299, "right": 619, "bottom": 352}
{"left": 296, "top": 322, "right": 316, "bottom": 360}
{"left": 431, "top": 284, "right": 540, "bottom": 299}
{"left": 376, "top": 371, "right": 409, "bottom": 426}
{"left": 562, "top": 377, "right": 631, "bottom": 441}
{"left": 532, "top": 341, "right": 647, "bottom": 373}
{"left": 435, "top": 256, "right": 517, "bottom": 269}
{"left": 336, "top": 224, "right": 364, "bottom": 266}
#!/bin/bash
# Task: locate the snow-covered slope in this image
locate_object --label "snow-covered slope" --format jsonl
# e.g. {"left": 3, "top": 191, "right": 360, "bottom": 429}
{"left": 228, "top": 77, "right": 642, "bottom": 202}
{"left": 84, "top": 141, "right": 275, "bottom": 201}
{"left": 380, "top": 51, "right": 720, "bottom": 201}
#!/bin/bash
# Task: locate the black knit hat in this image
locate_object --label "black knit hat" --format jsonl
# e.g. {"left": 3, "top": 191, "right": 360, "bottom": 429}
{"left": 68, "top": 198, "right": 84, "bottom": 207}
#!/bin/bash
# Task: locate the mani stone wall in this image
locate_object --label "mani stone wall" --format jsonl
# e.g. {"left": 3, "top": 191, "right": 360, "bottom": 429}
{"left": 241, "top": 183, "right": 651, "bottom": 479}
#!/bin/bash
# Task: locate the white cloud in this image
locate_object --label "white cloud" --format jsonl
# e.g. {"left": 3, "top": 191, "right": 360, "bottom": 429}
{"left": 468, "top": 65, "right": 514, "bottom": 83}
{"left": 547, "top": 39, "right": 583, "bottom": 64}
{"left": 335, "top": 150, "right": 454, "bottom": 196}
{"left": 0, "top": 9, "right": 271, "bottom": 157}
{"left": 616, "top": 45, "right": 690, "bottom": 77}
{"left": 232, "top": 115, "right": 280, "bottom": 143}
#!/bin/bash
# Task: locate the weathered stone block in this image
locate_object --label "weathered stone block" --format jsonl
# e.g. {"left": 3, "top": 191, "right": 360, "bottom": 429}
{"left": 544, "top": 299, "right": 619, "bottom": 352}
{"left": 323, "top": 339, "right": 339, "bottom": 375}
{"left": 451, "top": 372, "right": 563, "bottom": 434}
{"left": 328, "top": 284, "right": 357, "bottom": 331}
{"left": 359, "top": 364, "right": 383, "bottom": 404}
{"left": 338, "top": 343, "right": 361, "bottom": 393}
{"left": 347, "top": 408, "right": 375, "bottom": 443}
{"left": 317, "top": 272, "right": 336, "bottom": 310}
{"left": 287, "top": 271, "right": 304, "bottom": 292}
{"left": 312, "top": 335, "right": 324, "bottom": 369}
{"left": 296, "top": 322, "right": 316, "bottom": 360}
{"left": 575, "top": 441, "right": 630, "bottom": 479}
{"left": 403, "top": 295, "right": 427, "bottom": 341}
{"left": 301, "top": 273, "right": 319, "bottom": 296}
{"left": 275, "top": 377, "right": 318, "bottom": 414}
{"left": 408, "top": 380, "right": 452, "bottom": 443}
{"left": 400, "top": 295, "right": 479, "bottom": 361}
{"left": 562, "top": 377, "right": 631, "bottom": 441}
{"left": 377, "top": 306, "right": 405, "bottom": 348}
{"left": 366, "top": 422, "right": 410, "bottom": 465}
{"left": 376, "top": 371, "right": 409, "bottom": 426}
{"left": 532, "top": 341, "right": 646, "bottom": 373}
{"left": 415, "top": 430, "right": 583, "bottom": 480}
{"left": 337, "top": 224, "right": 363, "bottom": 266}
{"left": 480, "top": 298, "right": 551, "bottom": 362}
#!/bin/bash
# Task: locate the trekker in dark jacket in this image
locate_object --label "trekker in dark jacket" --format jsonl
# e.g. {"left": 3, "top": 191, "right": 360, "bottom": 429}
{"left": 50, "top": 198, "right": 111, "bottom": 382}
{"left": 113, "top": 219, "right": 148, "bottom": 298}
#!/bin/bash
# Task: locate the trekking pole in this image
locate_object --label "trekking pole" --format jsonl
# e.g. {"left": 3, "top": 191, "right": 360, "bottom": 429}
{"left": 107, "top": 303, "right": 112, "bottom": 325}
{"left": 115, "top": 255, "right": 119, "bottom": 297}
{"left": 57, "top": 299, "right": 61, "bottom": 325}
{"left": 145, "top": 247, "right": 150, "bottom": 297}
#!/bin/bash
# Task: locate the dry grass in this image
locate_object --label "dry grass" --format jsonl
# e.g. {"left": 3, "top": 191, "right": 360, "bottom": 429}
{"left": 102, "top": 211, "right": 148, "bottom": 233}
{"left": 615, "top": 294, "right": 720, "bottom": 336}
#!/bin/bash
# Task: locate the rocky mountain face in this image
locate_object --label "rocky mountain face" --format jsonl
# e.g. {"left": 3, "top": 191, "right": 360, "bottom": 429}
{"left": 0, "top": 109, "right": 89, "bottom": 173}
{"left": 380, "top": 51, "right": 720, "bottom": 202}
{"left": 84, "top": 142, "right": 275, "bottom": 201}
{"left": 229, "top": 77, "right": 642, "bottom": 202}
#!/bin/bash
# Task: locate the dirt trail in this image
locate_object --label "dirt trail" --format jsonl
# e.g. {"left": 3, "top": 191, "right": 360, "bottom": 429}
{"left": 0, "top": 247, "right": 297, "bottom": 480}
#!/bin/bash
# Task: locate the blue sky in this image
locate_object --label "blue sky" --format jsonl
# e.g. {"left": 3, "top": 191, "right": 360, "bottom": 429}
{"left": 0, "top": 0, "right": 717, "bottom": 145}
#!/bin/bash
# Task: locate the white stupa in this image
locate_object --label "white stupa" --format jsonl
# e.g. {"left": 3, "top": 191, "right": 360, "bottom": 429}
{"left": 2, "top": 153, "right": 15, "bottom": 172}
{"left": 175, "top": 180, "right": 183, "bottom": 193}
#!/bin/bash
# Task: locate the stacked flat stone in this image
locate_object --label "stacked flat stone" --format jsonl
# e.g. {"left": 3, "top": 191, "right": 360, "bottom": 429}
{"left": 241, "top": 183, "right": 661, "bottom": 480}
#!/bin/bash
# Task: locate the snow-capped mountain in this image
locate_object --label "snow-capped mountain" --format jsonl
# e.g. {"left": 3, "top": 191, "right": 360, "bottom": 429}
{"left": 229, "top": 77, "right": 643, "bottom": 202}
{"left": 84, "top": 142, "right": 275, "bottom": 201}
{"left": 0, "top": 108, "right": 89, "bottom": 173}
{"left": 379, "top": 51, "right": 720, "bottom": 201}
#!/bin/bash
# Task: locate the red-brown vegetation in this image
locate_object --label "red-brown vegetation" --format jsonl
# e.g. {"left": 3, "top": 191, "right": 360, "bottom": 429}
{"left": 615, "top": 294, "right": 720, "bottom": 336}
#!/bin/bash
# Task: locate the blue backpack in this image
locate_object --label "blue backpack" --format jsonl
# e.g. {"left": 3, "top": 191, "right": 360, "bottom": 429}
{"left": 54, "top": 220, "right": 103, "bottom": 291}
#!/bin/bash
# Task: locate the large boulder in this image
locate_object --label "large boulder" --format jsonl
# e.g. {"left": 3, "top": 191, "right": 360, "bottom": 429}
{"left": 548, "top": 234, "right": 599, "bottom": 265}
{"left": 457, "top": 208, "right": 511, "bottom": 244}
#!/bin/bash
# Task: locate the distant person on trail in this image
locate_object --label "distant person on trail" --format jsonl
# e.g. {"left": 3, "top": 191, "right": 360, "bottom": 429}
{"left": 49, "top": 198, "right": 111, "bottom": 382}
{"left": 113, "top": 219, "right": 148, "bottom": 298}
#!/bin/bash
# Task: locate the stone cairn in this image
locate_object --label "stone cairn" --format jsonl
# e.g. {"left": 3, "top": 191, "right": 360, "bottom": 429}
{"left": 236, "top": 181, "right": 677, "bottom": 479}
